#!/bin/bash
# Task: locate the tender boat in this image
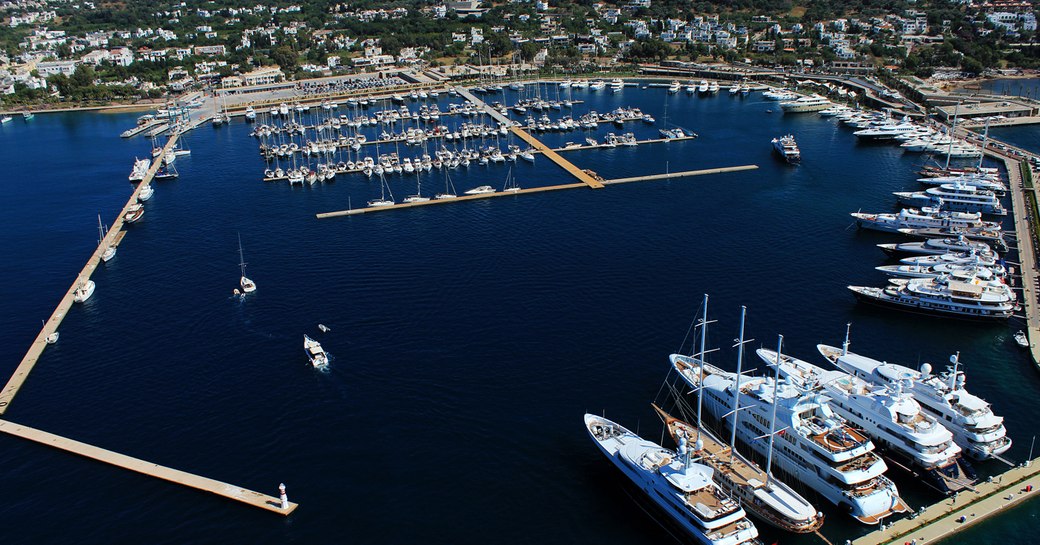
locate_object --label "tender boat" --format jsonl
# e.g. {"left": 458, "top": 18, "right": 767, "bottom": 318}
{"left": 1015, "top": 330, "right": 1029, "bottom": 348}
{"left": 585, "top": 414, "right": 762, "bottom": 544}
{"left": 304, "top": 334, "right": 329, "bottom": 368}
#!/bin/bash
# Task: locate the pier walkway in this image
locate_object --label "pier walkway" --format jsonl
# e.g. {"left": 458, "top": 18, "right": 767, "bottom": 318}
{"left": 1000, "top": 154, "right": 1040, "bottom": 365}
{"left": 0, "top": 419, "right": 296, "bottom": 515}
{"left": 0, "top": 133, "right": 180, "bottom": 414}
{"left": 454, "top": 86, "right": 513, "bottom": 126}
{"left": 851, "top": 458, "right": 1040, "bottom": 545}
{"left": 510, "top": 127, "right": 605, "bottom": 189}
{"left": 315, "top": 165, "right": 757, "bottom": 218}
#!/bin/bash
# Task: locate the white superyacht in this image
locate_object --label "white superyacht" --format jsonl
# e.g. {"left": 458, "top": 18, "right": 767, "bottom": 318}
{"left": 759, "top": 348, "right": 977, "bottom": 494}
{"left": 848, "top": 274, "right": 1017, "bottom": 320}
{"left": 585, "top": 414, "right": 762, "bottom": 545}
{"left": 852, "top": 207, "right": 998, "bottom": 234}
{"left": 672, "top": 355, "right": 908, "bottom": 524}
{"left": 819, "top": 333, "right": 1011, "bottom": 461}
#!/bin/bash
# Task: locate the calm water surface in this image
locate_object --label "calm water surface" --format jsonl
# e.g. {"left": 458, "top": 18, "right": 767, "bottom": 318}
{"left": 0, "top": 86, "right": 1036, "bottom": 544}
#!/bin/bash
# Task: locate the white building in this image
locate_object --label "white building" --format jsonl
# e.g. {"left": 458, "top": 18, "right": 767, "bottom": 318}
{"left": 36, "top": 60, "right": 79, "bottom": 76}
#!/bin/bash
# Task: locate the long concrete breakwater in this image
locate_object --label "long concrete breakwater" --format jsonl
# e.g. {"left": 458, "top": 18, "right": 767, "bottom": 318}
{"left": 315, "top": 165, "right": 759, "bottom": 218}
{"left": 0, "top": 420, "right": 297, "bottom": 515}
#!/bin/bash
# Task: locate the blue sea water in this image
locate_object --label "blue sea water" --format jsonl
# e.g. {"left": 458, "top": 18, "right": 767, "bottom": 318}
{"left": 0, "top": 86, "right": 1038, "bottom": 544}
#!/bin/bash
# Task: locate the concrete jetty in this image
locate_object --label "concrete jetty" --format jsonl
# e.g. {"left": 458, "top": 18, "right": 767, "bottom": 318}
{"left": 1000, "top": 154, "right": 1040, "bottom": 365}
{"left": 0, "top": 419, "right": 297, "bottom": 515}
{"left": 851, "top": 458, "right": 1040, "bottom": 545}
{"left": 315, "top": 165, "right": 758, "bottom": 218}
{"left": 510, "top": 126, "right": 605, "bottom": 189}
{"left": 454, "top": 86, "right": 513, "bottom": 126}
{"left": 0, "top": 134, "right": 180, "bottom": 414}
{"left": 604, "top": 165, "right": 758, "bottom": 185}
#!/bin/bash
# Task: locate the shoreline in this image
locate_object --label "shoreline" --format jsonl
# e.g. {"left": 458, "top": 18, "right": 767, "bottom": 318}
{"left": 0, "top": 101, "right": 164, "bottom": 116}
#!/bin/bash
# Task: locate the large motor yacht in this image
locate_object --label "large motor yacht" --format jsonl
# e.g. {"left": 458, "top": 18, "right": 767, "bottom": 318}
{"left": 894, "top": 184, "right": 1006, "bottom": 216}
{"left": 585, "top": 414, "right": 762, "bottom": 545}
{"left": 818, "top": 334, "right": 1011, "bottom": 461}
{"left": 848, "top": 274, "right": 1017, "bottom": 320}
{"left": 779, "top": 95, "right": 832, "bottom": 113}
{"left": 851, "top": 207, "right": 997, "bottom": 234}
{"left": 771, "top": 135, "right": 801, "bottom": 164}
{"left": 672, "top": 355, "right": 908, "bottom": 524}
{"left": 759, "top": 348, "right": 977, "bottom": 495}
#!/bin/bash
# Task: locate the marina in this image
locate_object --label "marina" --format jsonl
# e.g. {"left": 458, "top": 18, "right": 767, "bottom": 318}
{"left": 3, "top": 79, "right": 1040, "bottom": 545}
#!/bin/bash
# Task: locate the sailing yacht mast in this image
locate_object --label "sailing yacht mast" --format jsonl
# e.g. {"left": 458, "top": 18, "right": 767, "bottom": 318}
{"left": 977, "top": 118, "right": 991, "bottom": 170}
{"left": 695, "top": 295, "right": 708, "bottom": 445}
{"left": 944, "top": 102, "right": 960, "bottom": 170}
{"left": 238, "top": 233, "right": 248, "bottom": 277}
{"left": 729, "top": 306, "right": 748, "bottom": 463}
{"left": 764, "top": 334, "right": 783, "bottom": 487}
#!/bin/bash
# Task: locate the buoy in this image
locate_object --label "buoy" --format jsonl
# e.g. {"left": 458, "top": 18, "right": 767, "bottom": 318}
{"left": 279, "top": 483, "right": 289, "bottom": 510}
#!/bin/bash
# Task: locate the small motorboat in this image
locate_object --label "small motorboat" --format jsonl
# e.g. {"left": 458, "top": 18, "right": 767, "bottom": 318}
{"left": 318, "top": 324, "right": 331, "bottom": 333}
{"left": 1015, "top": 330, "right": 1029, "bottom": 348}
{"left": 72, "top": 280, "right": 95, "bottom": 303}
{"left": 124, "top": 203, "right": 144, "bottom": 223}
{"left": 42, "top": 320, "right": 58, "bottom": 344}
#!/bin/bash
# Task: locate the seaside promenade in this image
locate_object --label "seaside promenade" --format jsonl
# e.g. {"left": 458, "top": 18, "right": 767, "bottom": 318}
{"left": 852, "top": 458, "right": 1040, "bottom": 545}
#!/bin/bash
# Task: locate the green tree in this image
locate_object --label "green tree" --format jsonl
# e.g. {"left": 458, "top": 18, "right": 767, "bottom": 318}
{"left": 70, "top": 64, "right": 96, "bottom": 88}
{"left": 271, "top": 46, "right": 298, "bottom": 72}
